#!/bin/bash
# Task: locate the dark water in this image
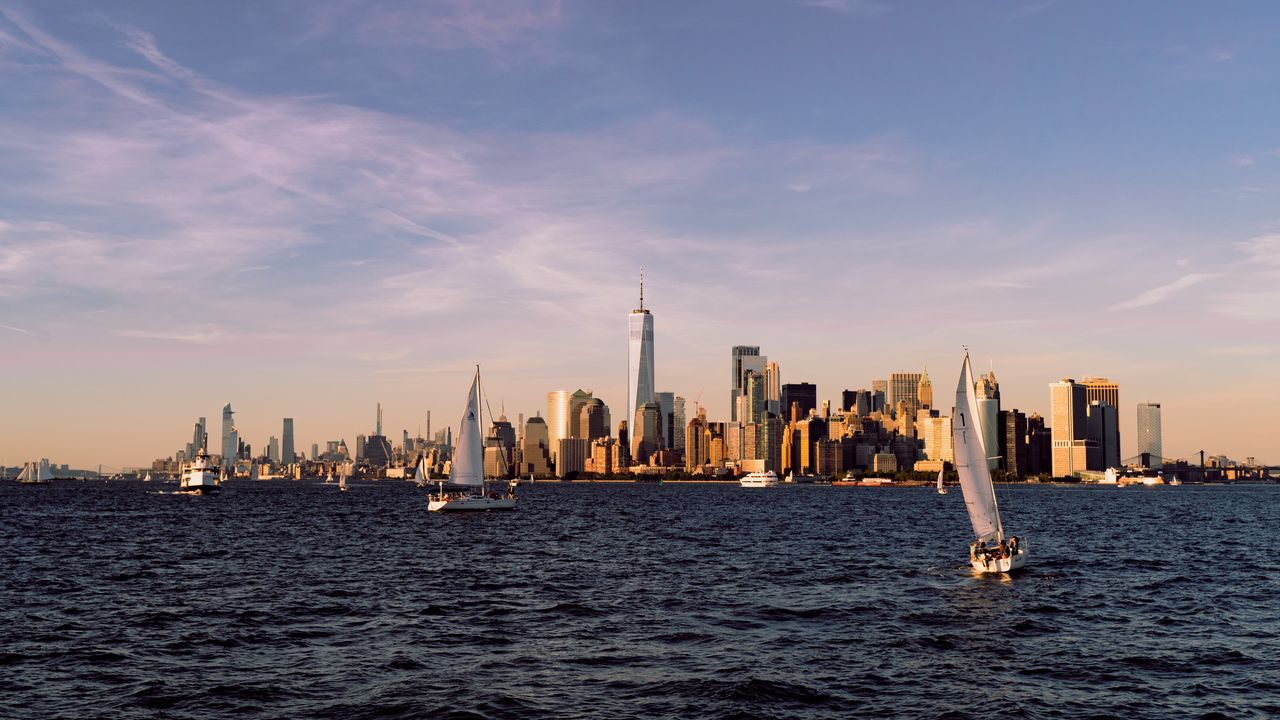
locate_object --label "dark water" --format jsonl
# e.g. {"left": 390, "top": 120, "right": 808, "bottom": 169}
{"left": 3, "top": 480, "right": 1278, "bottom": 719}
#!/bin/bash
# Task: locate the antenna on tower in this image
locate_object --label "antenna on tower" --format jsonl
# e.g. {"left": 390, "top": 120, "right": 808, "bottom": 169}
{"left": 640, "top": 267, "right": 645, "bottom": 311}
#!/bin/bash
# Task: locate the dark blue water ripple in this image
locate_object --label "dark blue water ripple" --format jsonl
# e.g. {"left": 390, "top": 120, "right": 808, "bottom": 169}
{"left": 2, "top": 480, "right": 1278, "bottom": 719}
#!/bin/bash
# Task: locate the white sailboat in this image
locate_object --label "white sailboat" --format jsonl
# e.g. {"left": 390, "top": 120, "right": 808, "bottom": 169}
{"left": 338, "top": 462, "right": 349, "bottom": 492}
{"left": 324, "top": 469, "right": 335, "bottom": 485}
{"left": 936, "top": 468, "right": 947, "bottom": 495}
{"left": 953, "top": 351, "right": 1026, "bottom": 573}
{"left": 413, "top": 455, "right": 429, "bottom": 488}
{"left": 143, "top": 472, "right": 153, "bottom": 483}
{"left": 17, "top": 461, "right": 51, "bottom": 484}
{"left": 428, "top": 366, "right": 517, "bottom": 512}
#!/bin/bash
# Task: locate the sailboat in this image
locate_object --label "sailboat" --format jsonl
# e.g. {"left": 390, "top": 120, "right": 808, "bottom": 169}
{"left": 936, "top": 468, "right": 947, "bottom": 495}
{"left": 953, "top": 351, "right": 1027, "bottom": 573}
{"left": 413, "top": 455, "right": 429, "bottom": 488}
{"left": 428, "top": 366, "right": 517, "bottom": 512}
{"left": 17, "top": 460, "right": 51, "bottom": 484}
{"left": 338, "top": 462, "right": 349, "bottom": 492}
{"left": 324, "top": 469, "right": 335, "bottom": 485}
{"left": 143, "top": 472, "right": 153, "bottom": 483}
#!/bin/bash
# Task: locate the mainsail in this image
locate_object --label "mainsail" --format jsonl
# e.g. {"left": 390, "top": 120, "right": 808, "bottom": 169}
{"left": 953, "top": 353, "right": 1003, "bottom": 542}
{"left": 449, "top": 370, "right": 485, "bottom": 487}
{"left": 414, "top": 455, "right": 429, "bottom": 485}
{"left": 16, "top": 462, "right": 32, "bottom": 482}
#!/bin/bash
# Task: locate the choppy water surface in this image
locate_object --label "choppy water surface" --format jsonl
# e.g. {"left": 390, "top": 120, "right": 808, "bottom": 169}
{"left": 2, "top": 480, "right": 1278, "bottom": 719}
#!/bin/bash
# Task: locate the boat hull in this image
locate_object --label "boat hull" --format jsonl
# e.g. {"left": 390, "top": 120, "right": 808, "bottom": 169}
{"left": 970, "top": 539, "right": 1028, "bottom": 574}
{"left": 428, "top": 495, "right": 516, "bottom": 512}
{"left": 175, "top": 485, "right": 220, "bottom": 495}
{"left": 739, "top": 479, "right": 779, "bottom": 488}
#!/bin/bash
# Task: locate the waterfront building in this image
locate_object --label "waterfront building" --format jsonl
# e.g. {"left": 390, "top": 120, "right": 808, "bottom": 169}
{"left": 521, "top": 416, "right": 552, "bottom": 477}
{"left": 355, "top": 434, "right": 366, "bottom": 462}
{"left": 796, "top": 415, "right": 827, "bottom": 473}
{"left": 744, "top": 371, "right": 766, "bottom": 425}
{"left": 1136, "top": 402, "right": 1162, "bottom": 468}
{"left": 655, "top": 392, "right": 685, "bottom": 450}
{"left": 1026, "top": 413, "right": 1052, "bottom": 476}
{"left": 311, "top": 443, "right": 319, "bottom": 461}
{"left": 999, "top": 409, "right": 1029, "bottom": 478}
{"left": 557, "top": 438, "right": 590, "bottom": 478}
{"left": 685, "top": 411, "right": 709, "bottom": 471}
{"left": 220, "top": 404, "right": 235, "bottom": 470}
{"left": 627, "top": 271, "right": 656, "bottom": 431}
{"left": 547, "top": 389, "right": 593, "bottom": 459}
{"left": 781, "top": 382, "right": 817, "bottom": 420}
{"left": 267, "top": 436, "right": 280, "bottom": 464}
{"left": 281, "top": 418, "right": 294, "bottom": 464}
{"left": 1082, "top": 377, "right": 1121, "bottom": 469}
{"left": 1050, "top": 379, "right": 1099, "bottom": 477}
{"left": 1087, "top": 401, "right": 1121, "bottom": 470}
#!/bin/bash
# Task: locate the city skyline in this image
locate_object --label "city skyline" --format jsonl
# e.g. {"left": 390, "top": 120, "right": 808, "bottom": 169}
{"left": 2, "top": 2, "right": 1278, "bottom": 467}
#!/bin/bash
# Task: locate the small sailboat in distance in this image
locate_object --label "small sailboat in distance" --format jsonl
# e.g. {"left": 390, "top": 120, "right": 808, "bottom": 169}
{"left": 338, "top": 462, "right": 349, "bottom": 492}
{"left": 428, "top": 366, "right": 517, "bottom": 512}
{"left": 936, "top": 468, "right": 947, "bottom": 495}
{"left": 953, "top": 350, "right": 1026, "bottom": 573}
{"left": 414, "top": 455, "right": 428, "bottom": 488}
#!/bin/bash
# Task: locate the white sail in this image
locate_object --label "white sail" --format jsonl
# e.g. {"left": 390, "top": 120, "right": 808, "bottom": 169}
{"left": 338, "top": 463, "right": 348, "bottom": 490}
{"left": 936, "top": 469, "right": 944, "bottom": 491}
{"left": 16, "top": 462, "right": 32, "bottom": 482}
{"left": 449, "top": 371, "right": 485, "bottom": 487}
{"left": 953, "top": 353, "right": 1003, "bottom": 542}
{"left": 414, "top": 456, "right": 429, "bottom": 484}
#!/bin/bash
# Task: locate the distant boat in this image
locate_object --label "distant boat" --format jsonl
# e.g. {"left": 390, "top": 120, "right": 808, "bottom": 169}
{"left": 936, "top": 468, "right": 947, "bottom": 495}
{"left": 428, "top": 366, "right": 517, "bottom": 512}
{"left": 17, "top": 460, "right": 51, "bottom": 485}
{"left": 177, "top": 448, "right": 221, "bottom": 495}
{"left": 953, "top": 350, "right": 1026, "bottom": 573}
{"left": 143, "top": 472, "right": 153, "bottom": 483}
{"left": 740, "top": 470, "right": 780, "bottom": 488}
{"left": 413, "top": 456, "right": 428, "bottom": 488}
{"left": 324, "top": 470, "right": 335, "bottom": 485}
{"left": 338, "top": 462, "right": 349, "bottom": 492}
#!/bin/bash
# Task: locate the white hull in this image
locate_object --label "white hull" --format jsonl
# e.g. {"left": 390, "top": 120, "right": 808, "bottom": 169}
{"left": 741, "top": 471, "right": 780, "bottom": 487}
{"left": 970, "top": 539, "right": 1028, "bottom": 574}
{"left": 428, "top": 494, "right": 516, "bottom": 512}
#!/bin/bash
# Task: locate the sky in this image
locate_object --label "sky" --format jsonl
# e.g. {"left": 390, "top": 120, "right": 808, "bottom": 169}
{"left": 2, "top": 0, "right": 1278, "bottom": 469}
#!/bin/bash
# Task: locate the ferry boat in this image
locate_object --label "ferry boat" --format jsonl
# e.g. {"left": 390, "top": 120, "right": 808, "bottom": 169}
{"left": 740, "top": 470, "right": 779, "bottom": 488}
{"left": 178, "top": 448, "right": 221, "bottom": 495}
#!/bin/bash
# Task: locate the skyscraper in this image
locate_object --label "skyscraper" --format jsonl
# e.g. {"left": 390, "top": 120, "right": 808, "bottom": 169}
{"left": 764, "top": 361, "right": 782, "bottom": 416}
{"left": 1050, "top": 379, "right": 1099, "bottom": 477}
{"left": 628, "top": 270, "right": 656, "bottom": 432}
{"left": 888, "top": 372, "right": 923, "bottom": 420}
{"left": 267, "top": 436, "right": 280, "bottom": 464}
{"left": 281, "top": 418, "right": 294, "bottom": 464}
{"left": 1136, "top": 402, "right": 1162, "bottom": 468}
{"left": 780, "top": 383, "right": 817, "bottom": 420}
{"left": 1082, "top": 377, "right": 1121, "bottom": 470}
{"left": 730, "top": 346, "right": 766, "bottom": 422}
{"left": 220, "top": 403, "right": 234, "bottom": 470}
{"left": 547, "top": 390, "right": 593, "bottom": 457}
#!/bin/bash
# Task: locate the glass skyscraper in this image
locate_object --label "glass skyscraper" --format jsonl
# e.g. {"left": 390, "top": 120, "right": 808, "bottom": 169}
{"left": 1136, "top": 402, "right": 1162, "bottom": 468}
{"left": 628, "top": 273, "right": 655, "bottom": 429}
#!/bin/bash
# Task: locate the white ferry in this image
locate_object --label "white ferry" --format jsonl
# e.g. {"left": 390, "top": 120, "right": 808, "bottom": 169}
{"left": 178, "top": 448, "right": 222, "bottom": 495}
{"left": 740, "top": 470, "right": 780, "bottom": 488}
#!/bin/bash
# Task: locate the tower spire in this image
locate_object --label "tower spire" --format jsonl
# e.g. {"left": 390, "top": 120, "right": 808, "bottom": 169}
{"left": 639, "top": 267, "right": 644, "bottom": 311}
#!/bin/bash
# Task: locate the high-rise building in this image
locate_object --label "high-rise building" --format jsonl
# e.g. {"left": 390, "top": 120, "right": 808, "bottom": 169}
{"left": 632, "top": 401, "right": 662, "bottom": 465}
{"left": 220, "top": 403, "right": 234, "bottom": 470}
{"left": 364, "top": 403, "right": 393, "bottom": 468}
{"left": 781, "top": 383, "right": 817, "bottom": 420}
{"left": 267, "top": 436, "right": 280, "bottom": 464}
{"left": 281, "top": 418, "right": 295, "bottom": 464}
{"left": 190, "top": 416, "right": 206, "bottom": 457}
{"left": 577, "top": 398, "right": 608, "bottom": 442}
{"left": 917, "top": 369, "right": 933, "bottom": 411}
{"left": 685, "top": 411, "right": 709, "bottom": 472}
{"left": 1050, "top": 379, "right": 1099, "bottom": 477}
{"left": 744, "top": 371, "right": 766, "bottom": 425}
{"left": 311, "top": 443, "right": 319, "bottom": 461}
{"left": 627, "top": 270, "right": 655, "bottom": 431}
{"left": 1087, "top": 401, "right": 1120, "bottom": 470}
{"left": 999, "top": 409, "right": 1028, "bottom": 478}
{"left": 1082, "top": 377, "right": 1120, "bottom": 470}
{"left": 871, "top": 380, "right": 887, "bottom": 414}
{"left": 1026, "top": 413, "right": 1051, "bottom": 476}
{"left": 1136, "top": 402, "right": 1162, "bottom": 468}
{"left": 547, "top": 389, "right": 593, "bottom": 458}
{"left": 730, "top": 346, "right": 766, "bottom": 422}
{"left": 521, "top": 416, "right": 552, "bottom": 477}
{"left": 556, "top": 438, "right": 590, "bottom": 478}
{"left": 356, "top": 434, "right": 366, "bottom": 462}
{"left": 888, "top": 373, "right": 922, "bottom": 419}
{"left": 655, "top": 392, "right": 677, "bottom": 450}
{"left": 764, "top": 361, "right": 782, "bottom": 415}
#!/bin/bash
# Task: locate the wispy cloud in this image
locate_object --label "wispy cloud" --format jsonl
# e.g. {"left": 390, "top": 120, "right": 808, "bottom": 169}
{"left": 1110, "top": 273, "right": 1220, "bottom": 311}
{"left": 0, "top": 323, "right": 31, "bottom": 334}
{"left": 117, "top": 326, "right": 226, "bottom": 344}
{"left": 1232, "top": 155, "right": 1256, "bottom": 167}
{"left": 310, "top": 0, "right": 564, "bottom": 57}
{"left": 798, "top": 0, "right": 888, "bottom": 15}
